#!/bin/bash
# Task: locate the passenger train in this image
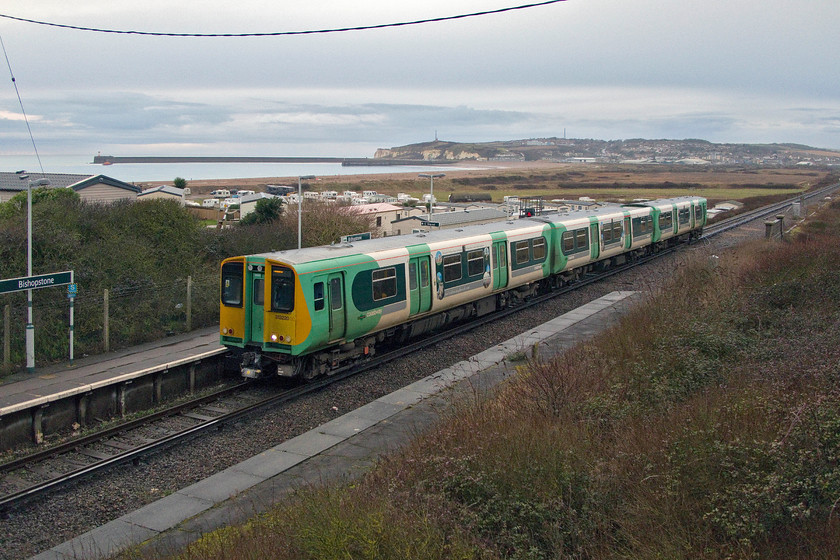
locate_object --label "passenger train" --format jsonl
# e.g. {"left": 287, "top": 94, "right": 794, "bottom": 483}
{"left": 220, "top": 196, "right": 706, "bottom": 379}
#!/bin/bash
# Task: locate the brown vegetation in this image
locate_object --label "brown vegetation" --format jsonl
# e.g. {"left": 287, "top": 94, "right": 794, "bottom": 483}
{"left": 149, "top": 202, "right": 840, "bottom": 558}
{"left": 151, "top": 163, "right": 835, "bottom": 210}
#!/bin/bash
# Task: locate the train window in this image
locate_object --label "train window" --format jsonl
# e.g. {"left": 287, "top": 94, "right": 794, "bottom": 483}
{"left": 420, "top": 260, "right": 430, "bottom": 288}
{"left": 372, "top": 268, "right": 397, "bottom": 301}
{"left": 271, "top": 267, "right": 295, "bottom": 312}
{"left": 409, "top": 263, "right": 417, "bottom": 290}
{"left": 659, "top": 211, "right": 673, "bottom": 231}
{"left": 313, "top": 282, "right": 325, "bottom": 311}
{"left": 694, "top": 205, "right": 703, "bottom": 222}
{"left": 575, "top": 229, "right": 588, "bottom": 250}
{"left": 562, "top": 231, "right": 574, "bottom": 253}
{"left": 221, "top": 262, "right": 243, "bottom": 307}
{"left": 443, "top": 254, "right": 462, "bottom": 282}
{"left": 632, "top": 216, "right": 649, "bottom": 238}
{"left": 499, "top": 246, "right": 507, "bottom": 268}
{"left": 679, "top": 208, "right": 690, "bottom": 225}
{"left": 613, "top": 221, "right": 623, "bottom": 240}
{"left": 467, "top": 250, "right": 484, "bottom": 277}
{"left": 532, "top": 237, "right": 546, "bottom": 261}
{"left": 253, "top": 278, "right": 264, "bottom": 306}
{"left": 515, "top": 241, "right": 530, "bottom": 265}
{"left": 330, "top": 277, "right": 343, "bottom": 309}
{"left": 602, "top": 223, "right": 613, "bottom": 243}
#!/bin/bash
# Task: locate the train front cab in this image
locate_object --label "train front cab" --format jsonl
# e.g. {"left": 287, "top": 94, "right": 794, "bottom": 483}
{"left": 220, "top": 257, "right": 247, "bottom": 350}
{"left": 220, "top": 257, "right": 312, "bottom": 377}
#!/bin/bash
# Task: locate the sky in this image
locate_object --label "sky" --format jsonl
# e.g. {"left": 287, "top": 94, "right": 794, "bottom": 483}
{"left": 1, "top": 0, "right": 839, "bottom": 163}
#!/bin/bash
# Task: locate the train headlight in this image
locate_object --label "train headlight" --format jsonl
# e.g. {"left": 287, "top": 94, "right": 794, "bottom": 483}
{"left": 222, "top": 327, "right": 228, "bottom": 334}
{"left": 271, "top": 333, "right": 278, "bottom": 342}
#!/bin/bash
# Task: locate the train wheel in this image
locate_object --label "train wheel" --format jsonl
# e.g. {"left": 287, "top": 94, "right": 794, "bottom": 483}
{"left": 297, "top": 357, "right": 319, "bottom": 382}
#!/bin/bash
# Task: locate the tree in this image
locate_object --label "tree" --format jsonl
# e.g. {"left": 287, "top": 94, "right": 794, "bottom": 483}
{"left": 173, "top": 177, "right": 187, "bottom": 189}
{"left": 239, "top": 197, "right": 284, "bottom": 225}
{"left": 276, "top": 200, "right": 374, "bottom": 247}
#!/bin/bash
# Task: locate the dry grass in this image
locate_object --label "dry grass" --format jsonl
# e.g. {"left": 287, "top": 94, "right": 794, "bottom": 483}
{"left": 130, "top": 199, "right": 840, "bottom": 560}
{"left": 155, "top": 163, "right": 834, "bottom": 206}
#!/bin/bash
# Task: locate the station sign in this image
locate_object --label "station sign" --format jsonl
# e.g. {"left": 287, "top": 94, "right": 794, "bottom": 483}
{"left": 340, "top": 232, "right": 372, "bottom": 243}
{"left": 0, "top": 271, "right": 74, "bottom": 295}
{"left": 420, "top": 220, "right": 440, "bottom": 227}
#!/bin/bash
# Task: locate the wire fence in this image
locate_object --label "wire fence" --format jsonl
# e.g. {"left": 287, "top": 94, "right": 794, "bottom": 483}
{"left": 1, "top": 272, "right": 219, "bottom": 373}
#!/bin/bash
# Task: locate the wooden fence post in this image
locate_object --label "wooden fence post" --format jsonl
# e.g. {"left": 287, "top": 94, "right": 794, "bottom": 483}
{"left": 104, "top": 288, "right": 110, "bottom": 353}
{"left": 186, "top": 276, "right": 192, "bottom": 331}
{"left": 3, "top": 304, "right": 9, "bottom": 371}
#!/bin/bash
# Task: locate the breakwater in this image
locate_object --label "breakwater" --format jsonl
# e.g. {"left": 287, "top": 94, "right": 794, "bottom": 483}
{"left": 92, "top": 155, "right": 455, "bottom": 167}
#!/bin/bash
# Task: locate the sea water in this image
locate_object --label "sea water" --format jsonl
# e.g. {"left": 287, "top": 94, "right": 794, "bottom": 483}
{"left": 1, "top": 155, "right": 456, "bottom": 184}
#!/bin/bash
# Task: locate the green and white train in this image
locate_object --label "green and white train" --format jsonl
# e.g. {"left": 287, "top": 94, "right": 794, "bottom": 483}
{"left": 220, "top": 196, "right": 706, "bottom": 379}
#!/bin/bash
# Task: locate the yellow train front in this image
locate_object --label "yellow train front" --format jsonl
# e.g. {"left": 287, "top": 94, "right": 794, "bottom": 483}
{"left": 220, "top": 256, "right": 314, "bottom": 378}
{"left": 219, "top": 247, "right": 399, "bottom": 380}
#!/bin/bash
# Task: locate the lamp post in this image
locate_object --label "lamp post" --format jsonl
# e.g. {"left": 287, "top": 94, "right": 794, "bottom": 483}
{"left": 21, "top": 175, "right": 50, "bottom": 372}
{"left": 297, "top": 175, "right": 315, "bottom": 249}
{"left": 418, "top": 173, "right": 444, "bottom": 223}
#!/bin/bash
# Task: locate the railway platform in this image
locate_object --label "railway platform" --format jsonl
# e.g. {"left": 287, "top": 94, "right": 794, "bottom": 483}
{"left": 29, "top": 290, "right": 640, "bottom": 560}
{"left": 0, "top": 327, "right": 225, "bottom": 446}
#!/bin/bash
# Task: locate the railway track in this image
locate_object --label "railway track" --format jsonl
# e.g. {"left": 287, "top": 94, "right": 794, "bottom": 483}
{"left": 1, "top": 184, "right": 836, "bottom": 513}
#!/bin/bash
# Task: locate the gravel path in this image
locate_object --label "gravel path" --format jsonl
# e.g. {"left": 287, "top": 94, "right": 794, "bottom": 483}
{"left": 0, "top": 223, "right": 764, "bottom": 560}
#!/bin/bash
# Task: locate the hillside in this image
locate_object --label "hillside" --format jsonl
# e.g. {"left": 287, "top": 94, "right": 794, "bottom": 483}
{"left": 374, "top": 138, "right": 840, "bottom": 166}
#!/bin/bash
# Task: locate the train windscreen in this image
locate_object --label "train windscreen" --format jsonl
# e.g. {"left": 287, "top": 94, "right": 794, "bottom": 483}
{"left": 221, "top": 262, "right": 244, "bottom": 307}
{"left": 271, "top": 267, "right": 295, "bottom": 312}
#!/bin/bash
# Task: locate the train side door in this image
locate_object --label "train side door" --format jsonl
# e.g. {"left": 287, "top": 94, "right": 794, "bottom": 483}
{"left": 590, "top": 222, "right": 600, "bottom": 260}
{"left": 249, "top": 271, "right": 265, "bottom": 343}
{"left": 409, "top": 257, "right": 432, "bottom": 316}
{"left": 492, "top": 241, "right": 508, "bottom": 290}
{"left": 624, "top": 217, "right": 632, "bottom": 249}
{"left": 327, "top": 273, "right": 345, "bottom": 342}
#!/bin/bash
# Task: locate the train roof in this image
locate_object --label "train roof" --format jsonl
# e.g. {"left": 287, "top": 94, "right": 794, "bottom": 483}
{"left": 251, "top": 196, "right": 705, "bottom": 266}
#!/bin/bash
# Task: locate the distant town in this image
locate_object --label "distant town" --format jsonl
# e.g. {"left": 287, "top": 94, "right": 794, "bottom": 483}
{"left": 374, "top": 138, "right": 840, "bottom": 167}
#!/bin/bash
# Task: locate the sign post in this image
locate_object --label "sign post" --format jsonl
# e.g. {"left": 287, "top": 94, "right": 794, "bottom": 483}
{"left": 67, "top": 282, "right": 77, "bottom": 364}
{"left": 0, "top": 270, "right": 74, "bottom": 371}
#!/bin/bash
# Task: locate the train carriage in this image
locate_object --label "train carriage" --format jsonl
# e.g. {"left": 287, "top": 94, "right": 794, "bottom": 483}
{"left": 220, "top": 196, "right": 706, "bottom": 379}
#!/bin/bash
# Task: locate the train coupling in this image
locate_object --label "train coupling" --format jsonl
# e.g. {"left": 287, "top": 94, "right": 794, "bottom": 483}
{"left": 241, "top": 351, "right": 263, "bottom": 379}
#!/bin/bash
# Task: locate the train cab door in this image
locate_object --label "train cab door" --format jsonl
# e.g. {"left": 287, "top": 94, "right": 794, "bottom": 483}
{"left": 249, "top": 271, "right": 265, "bottom": 344}
{"left": 327, "top": 273, "right": 346, "bottom": 342}
{"left": 492, "top": 241, "right": 508, "bottom": 290}
{"left": 409, "top": 257, "right": 432, "bottom": 316}
{"left": 590, "top": 222, "right": 600, "bottom": 260}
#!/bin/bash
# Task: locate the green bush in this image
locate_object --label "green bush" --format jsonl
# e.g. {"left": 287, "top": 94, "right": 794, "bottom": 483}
{"left": 0, "top": 195, "right": 373, "bottom": 372}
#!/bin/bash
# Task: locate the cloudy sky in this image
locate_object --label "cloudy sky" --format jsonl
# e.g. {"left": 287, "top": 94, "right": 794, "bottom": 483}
{"left": 1, "top": 0, "right": 839, "bottom": 162}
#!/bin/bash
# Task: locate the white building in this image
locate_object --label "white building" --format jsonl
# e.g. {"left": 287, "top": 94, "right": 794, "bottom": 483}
{"left": 346, "top": 203, "right": 424, "bottom": 237}
{"left": 137, "top": 185, "right": 186, "bottom": 206}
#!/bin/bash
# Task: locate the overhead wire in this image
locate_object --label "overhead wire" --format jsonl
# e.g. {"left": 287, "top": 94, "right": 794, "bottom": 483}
{"left": 0, "top": 33, "right": 45, "bottom": 175}
{"left": 0, "top": 1, "right": 568, "bottom": 178}
{"left": 0, "top": 0, "right": 567, "bottom": 37}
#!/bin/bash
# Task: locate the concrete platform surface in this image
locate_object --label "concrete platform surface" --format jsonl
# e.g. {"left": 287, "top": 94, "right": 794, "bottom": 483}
{"left": 0, "top": 327, "right": 223, "bottom": 416}
{"left": 31, "top": 291, "right": 639, "bottom": 560}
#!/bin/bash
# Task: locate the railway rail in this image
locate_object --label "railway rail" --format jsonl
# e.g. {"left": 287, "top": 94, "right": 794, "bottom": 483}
{"left": 1, "top": 184, "right": 836, "bottom": 513}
